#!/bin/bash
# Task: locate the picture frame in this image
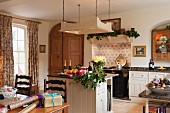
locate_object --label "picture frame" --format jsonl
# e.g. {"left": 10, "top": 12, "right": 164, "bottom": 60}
{"left": 101, "top": 18, "right": 121, "bottom": 31}
{"left": 133, "top": 46, "right": 146, "bottom": 57}
{"left": 39, "top": 45, "right": 46, "bottom": 53}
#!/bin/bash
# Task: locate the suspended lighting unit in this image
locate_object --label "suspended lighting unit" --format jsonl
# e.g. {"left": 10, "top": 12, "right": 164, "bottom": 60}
{"left": 59, "top": 0, "right": 113, "bottom": 34}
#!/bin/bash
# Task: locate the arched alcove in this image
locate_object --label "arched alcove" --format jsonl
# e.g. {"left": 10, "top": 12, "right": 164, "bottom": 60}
{"left": 151, "top": 20, "right": 170, "bottom": 61}
{"left": 151, "top": 20, "right": 170, "bottom": 30}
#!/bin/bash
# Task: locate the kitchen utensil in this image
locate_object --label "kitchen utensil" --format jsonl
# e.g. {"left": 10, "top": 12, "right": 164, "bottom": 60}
{"left": 116, "top": 63, "right": 122, "bottom": 70}
{"left": 115, "top": 54, "right": 127, "bottom": 67}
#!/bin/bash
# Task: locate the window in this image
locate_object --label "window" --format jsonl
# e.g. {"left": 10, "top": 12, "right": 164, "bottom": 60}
{"left": 12, "top": 24, "right": 27, "bottom": 75}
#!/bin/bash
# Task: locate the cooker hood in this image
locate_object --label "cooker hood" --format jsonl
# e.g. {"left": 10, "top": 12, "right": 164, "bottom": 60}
{"left": 60, "top": 17, "right": 113, "bottom": 34}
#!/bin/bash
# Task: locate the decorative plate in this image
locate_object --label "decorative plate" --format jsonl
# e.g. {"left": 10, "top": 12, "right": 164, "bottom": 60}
{"left": 115, "top": 54, "right": 127, "bottom": 66}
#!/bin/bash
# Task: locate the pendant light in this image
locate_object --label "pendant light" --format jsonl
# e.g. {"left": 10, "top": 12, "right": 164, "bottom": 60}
{"left": 60, "top": 0, "right": 113, "bottom": 34}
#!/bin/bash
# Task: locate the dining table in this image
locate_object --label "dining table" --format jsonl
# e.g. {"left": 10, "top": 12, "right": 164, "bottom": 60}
{"left": 7, "top": 102, "right": 69, "bottom": 113}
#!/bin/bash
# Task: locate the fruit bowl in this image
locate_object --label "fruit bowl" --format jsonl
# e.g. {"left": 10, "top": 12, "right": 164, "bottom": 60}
{"left": 147, "top": 77, "right": 170, "bottom": 95}
{"left": 147, "top": 86, "right": 170, "bottom": 95}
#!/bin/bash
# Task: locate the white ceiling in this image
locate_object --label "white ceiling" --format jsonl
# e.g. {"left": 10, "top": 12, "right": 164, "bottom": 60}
{"left": 0, "top": 0, "right": 170, "bottom": 21}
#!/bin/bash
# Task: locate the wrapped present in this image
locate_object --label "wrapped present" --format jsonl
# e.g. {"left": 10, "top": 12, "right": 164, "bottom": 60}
{"left": 0, "top": 86, "right": 17, "bottom": 98}
{"left": 43, "top": 92, "right": 62, "bottom": 108}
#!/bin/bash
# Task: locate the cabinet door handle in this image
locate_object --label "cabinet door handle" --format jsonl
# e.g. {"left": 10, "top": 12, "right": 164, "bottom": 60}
{"left": 141, "top": 75, "right": 143, "bottom": 76}
{"left": 155, "top": 76, "right": 157, "bottom": 77}
{"left": 101, "top": 100, "right": 102, "bottom": 102}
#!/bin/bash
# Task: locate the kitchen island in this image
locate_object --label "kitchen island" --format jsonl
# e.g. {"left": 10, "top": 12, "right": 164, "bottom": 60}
{"left": 47, "top": 74, "right": 117, "bottom": 113}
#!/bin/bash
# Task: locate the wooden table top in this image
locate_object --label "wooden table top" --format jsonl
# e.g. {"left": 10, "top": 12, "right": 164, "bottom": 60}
{"left": 8, "top": 103, "right": 69, "bottom": 113}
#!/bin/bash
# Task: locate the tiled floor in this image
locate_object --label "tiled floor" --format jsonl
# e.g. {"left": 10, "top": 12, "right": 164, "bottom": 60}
{"left": 112, "top": 99, "right": 144, "bottom": 113}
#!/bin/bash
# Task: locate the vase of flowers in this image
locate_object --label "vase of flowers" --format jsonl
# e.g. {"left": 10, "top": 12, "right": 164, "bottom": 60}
{"left": 159, "top": 44, "right": 167, "bottom": 53}
{"left": 92, "top": 56, "right": 106, "bottom": 71}
{"left": 159, "top": 36, "right": 168, "bottom": 44}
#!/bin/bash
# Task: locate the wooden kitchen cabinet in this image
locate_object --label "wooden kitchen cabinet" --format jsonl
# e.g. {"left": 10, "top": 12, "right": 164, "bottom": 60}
{"left": 49, "top": 24, "right": 84, "bottom": 74}
{"left": 129, "top": 71, "right": 168, "bottom": 98}
{"left": 152, "top": 29, "right": 170, "bottom": 61}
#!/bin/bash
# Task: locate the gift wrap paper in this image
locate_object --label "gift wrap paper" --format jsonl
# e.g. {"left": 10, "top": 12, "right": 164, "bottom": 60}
{"left": 8, "top": 95, "right": 39, "bottom": 110}
{"left": 0, "top": 97, "right": 20, "bottom": 106}
{"left": 44, "top": 95, "right": 62, "bottom": 108}
{"left": 18, "top": 101, "right": 39, "bottom": 113}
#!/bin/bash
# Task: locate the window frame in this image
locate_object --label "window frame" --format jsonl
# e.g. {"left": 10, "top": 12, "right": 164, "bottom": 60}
{"left": 12, "top": 23, "right": 28, "bottom": 75}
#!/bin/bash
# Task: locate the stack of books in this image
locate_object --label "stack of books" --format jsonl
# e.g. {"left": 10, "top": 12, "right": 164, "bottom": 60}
{"left": 143, "top": 102, "right": 168, "bottom": 113}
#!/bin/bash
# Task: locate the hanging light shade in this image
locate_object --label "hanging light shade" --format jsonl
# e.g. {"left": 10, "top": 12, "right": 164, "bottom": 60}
{"left": 60, "top": 16, "right": 113, "bottom": 34}
{"left": 59, "top": 0, "right": 113, "bottom": 34}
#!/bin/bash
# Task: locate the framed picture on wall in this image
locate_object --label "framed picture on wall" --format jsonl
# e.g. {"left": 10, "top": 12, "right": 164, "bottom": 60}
{"left": 133, "top": 46, "right": 146, "bottom": 57}
{"left": 39, "top": 45, "right": 46, "bottom": 53}
{"left": 101, "top": 18, "right": 121, "bottom": 31}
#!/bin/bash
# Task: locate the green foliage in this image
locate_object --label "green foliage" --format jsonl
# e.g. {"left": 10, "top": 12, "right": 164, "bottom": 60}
{"left": 87, "top": 30, "right": 120, "bottom": 40}
{"left": 75, "top": 64, "right": 82, "bottom": 69}
{"left": 124, "top": 28, "right": 140, "bottom": 38}
{"left": 166, "top": 25, "right": 170, "bottom": 30}
{"left": 73, "top": 61, "right": 106, "bottom": 90}
{"left": 87, "top": 28, "right": 140, "bottom": 40}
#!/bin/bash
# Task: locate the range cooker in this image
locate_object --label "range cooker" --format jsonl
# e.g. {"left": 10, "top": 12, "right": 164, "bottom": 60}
{"left": 103, "top": 66, "right": 129, "bottom": 98}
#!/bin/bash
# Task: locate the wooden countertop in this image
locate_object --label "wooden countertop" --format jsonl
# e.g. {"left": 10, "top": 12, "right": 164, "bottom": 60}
{"left": 8, "top": 102, "right": 69, "bottom": 113}
{"left": 48, "top": 73, "right": 118, "bottom": 79}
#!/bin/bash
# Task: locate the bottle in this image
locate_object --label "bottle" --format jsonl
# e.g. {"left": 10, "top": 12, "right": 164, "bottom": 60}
{"left": 149, "top": 59, "right": 153, "bottom": 70}
{"left": 152, "top": 59, "right": 154, "bottom": 70}
{"left": 63, "top": 60, "right": 67, "bottom": 73}
{"left": 68, "top": 60, "right": 72, "bottom": 70}
{"left": 88, "top": 62, "right": 92, "bottom": 73}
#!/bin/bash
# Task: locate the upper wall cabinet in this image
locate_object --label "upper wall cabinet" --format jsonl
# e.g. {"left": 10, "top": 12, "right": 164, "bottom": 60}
{"left": 49, "top": 23, "right": 84, "bottom": 75}
{"left": 152, "top": 29, "right": 170, "bottom": 61}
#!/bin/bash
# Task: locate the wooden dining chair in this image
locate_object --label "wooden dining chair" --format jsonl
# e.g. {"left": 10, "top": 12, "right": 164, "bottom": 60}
{"left": 44, "top": 79, "right": 68, "bottom": 102}
{"left": 15, "top": 74, "right": 32, "bottom": 96}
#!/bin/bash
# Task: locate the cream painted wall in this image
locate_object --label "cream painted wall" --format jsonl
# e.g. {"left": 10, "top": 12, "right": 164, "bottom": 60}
{"left": 38, "top": 21, "right": 50, "bottom": 90}
{"left": 48, "top": 5, "right": 170, "bottom": 68}
{"left": 95, "top": 5, "right": 170, "bottom": 67}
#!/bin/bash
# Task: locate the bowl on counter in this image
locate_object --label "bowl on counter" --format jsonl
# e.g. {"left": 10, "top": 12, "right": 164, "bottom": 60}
{"left": 147, "top": 86, "right": 170, "bottom": 95}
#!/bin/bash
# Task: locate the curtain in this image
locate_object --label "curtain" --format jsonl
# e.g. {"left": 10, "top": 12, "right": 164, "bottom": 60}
{"left": 27, "top": 20, "right": 39, "bottom": 85}
{"left": 0, "top": 14, "right": 14, "bottom": 86}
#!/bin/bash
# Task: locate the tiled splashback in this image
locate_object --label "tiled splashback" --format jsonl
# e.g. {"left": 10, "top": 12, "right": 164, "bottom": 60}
{"left": 92, "top": 43, "right": 131, "bottom": 67}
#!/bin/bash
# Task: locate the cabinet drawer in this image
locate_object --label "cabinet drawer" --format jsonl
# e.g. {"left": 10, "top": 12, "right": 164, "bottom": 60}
{"left": 96, "top": 83, "right": 105, "bottom": 93}
{"left": 129, "top": 72, "right": 148, "bottom": 79}
{"left": 165, "top": 73, "right": 170, "bottom": 79}
{"left": 149, "top": 72, "right": 165, "bottom": 82}
{"left": 161, "top": 53, "right": 168, "bottom": 60}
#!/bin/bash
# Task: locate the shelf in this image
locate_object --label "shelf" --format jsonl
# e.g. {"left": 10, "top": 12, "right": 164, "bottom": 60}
{"left": 155, "top": 43, "right": 170, "bottom": 46}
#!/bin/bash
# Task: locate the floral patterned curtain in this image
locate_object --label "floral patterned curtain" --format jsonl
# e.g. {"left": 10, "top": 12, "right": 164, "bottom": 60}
{"left": 0, "top": 14, "right": 14, "bottom": 86}
{"left": 27, "top": 20, "right": 39, "bottom": 85}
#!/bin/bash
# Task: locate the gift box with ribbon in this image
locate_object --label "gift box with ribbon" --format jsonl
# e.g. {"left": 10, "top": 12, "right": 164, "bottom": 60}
{"left": 43, "top": 92, "right": 62, "bottom": 108}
